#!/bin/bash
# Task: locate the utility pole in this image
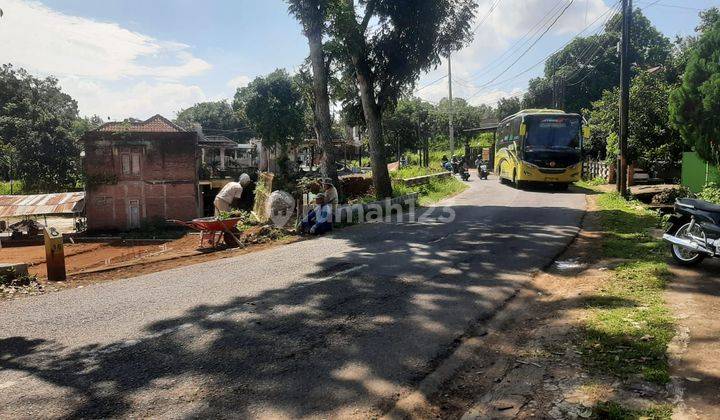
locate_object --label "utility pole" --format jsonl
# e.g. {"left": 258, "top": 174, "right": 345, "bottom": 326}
{"left": 618, "top": 0, "right": 632, "bottom": 196}
{"left": 552, "top": 74, "right": 566, "bottom": 109}
{"left": 448, "top": 53, "right": 455, "bottom": 157}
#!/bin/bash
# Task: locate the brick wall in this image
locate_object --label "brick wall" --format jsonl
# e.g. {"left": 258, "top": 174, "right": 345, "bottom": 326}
{"left": 83, "top": 132, "right": 200, "bottom": 231}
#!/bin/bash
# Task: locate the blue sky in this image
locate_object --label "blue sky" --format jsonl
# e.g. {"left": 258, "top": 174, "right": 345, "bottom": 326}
{"left": 1, "top": 0, "right": 717, "bottom": 119}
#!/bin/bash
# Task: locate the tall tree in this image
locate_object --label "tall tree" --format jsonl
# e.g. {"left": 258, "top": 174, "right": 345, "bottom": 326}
{"left": 0, "top": 64, "right": 82, "bottom": 192}
{"left": 287, "top": 0, "right": 340, "bottom": 188}
{"left": 670, "top": 17, "right": 720, "bottom": 166}
{"left": 495, "top": 97, "right": 522, "bottom": 120}
{"left": 328, "top": 0, "right": 477, "bottom": 199}
{"left": 587, "top": 71, "right": 682, "bottom": 166}
{"left": 523, "top": 8, "right": 672, "bottom": 114}
{"left": 233, "top": 69, "right": 306, "bottom": 178}
{"left": 383, "top": 98, "right": 435, "bottom": 159}
{"left": 175, "top": 101, "right": 251, "bottom": 142}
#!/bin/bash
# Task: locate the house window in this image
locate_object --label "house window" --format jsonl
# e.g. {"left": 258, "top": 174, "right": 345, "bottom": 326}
{"left": 122, "top": 154, "right": 131, "bottom": 175}
{"left": 131, "top": 152, "right": 141, "bottom": 175}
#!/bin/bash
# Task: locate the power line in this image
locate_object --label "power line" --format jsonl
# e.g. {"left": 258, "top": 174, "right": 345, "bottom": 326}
{"left": 413, "top": 0, "right": 504, "bottom": 94}
{"left": 560, "top": 1, "right": 624, "bottom": 84}
{"left": 464, "top": 0, "right": 577, "bottom": 100}
{"left": 642, "top": 2, "right": 712, "bottom": 11}
{"left": 552, "top": 3, "right": 622, "bottom": 86}
{"left": 414, "top": 0, "right": 621, "bottom": 104}
{"left": 463, "top": 0, "right": 568, "bottom": 83}
{"left": 415, "top": 74, "right": 448, "bottom": 93}
{"left": 461, "top": 1, "right": 620, "bottom": 100}
{"left": 473, "top": 0, "right": 503, "bottom": 33}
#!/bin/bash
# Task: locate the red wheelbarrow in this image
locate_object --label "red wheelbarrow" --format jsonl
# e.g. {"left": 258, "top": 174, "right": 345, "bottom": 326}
{"left": 169, "top": 217, "right": 243, "bottom": 249}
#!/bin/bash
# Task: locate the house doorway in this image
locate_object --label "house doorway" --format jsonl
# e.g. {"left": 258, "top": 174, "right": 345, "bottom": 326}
{"left": 128, "top": 200, "right": 140, "bottom": 229}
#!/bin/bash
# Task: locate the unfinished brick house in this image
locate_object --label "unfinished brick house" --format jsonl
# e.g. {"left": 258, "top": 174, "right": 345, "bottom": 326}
{"left": 82, "top": 115, "right": 200, "bottom": 231}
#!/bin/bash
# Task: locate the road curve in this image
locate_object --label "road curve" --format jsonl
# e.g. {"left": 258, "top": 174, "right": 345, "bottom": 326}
{"left": 0, "top": 176, "right": 586, "bottom": 419}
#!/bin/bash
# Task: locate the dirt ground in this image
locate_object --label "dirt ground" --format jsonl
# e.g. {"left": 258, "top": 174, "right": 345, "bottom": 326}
{"left": 390, "top": 194, "right": 719, "bottom": 419}
{"left": 667, "top": 260, "right": 720, "bottom": 419}
{"left": 1, "top": 235, "right": 199, "bottom": 278}
{"left": 1, "top": 229, "right": 302, "bottom": 298}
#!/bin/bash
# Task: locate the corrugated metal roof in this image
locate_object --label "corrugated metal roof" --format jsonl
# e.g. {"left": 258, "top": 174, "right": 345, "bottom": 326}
{"left": 0, "top": 192, "right": 85, "bottom": 217}
{"left": 199, "top": 135, "right": 238, "bottom": 147}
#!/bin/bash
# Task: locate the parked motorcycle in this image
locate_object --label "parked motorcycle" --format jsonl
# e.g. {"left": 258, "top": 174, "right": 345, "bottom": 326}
{"left": 663, "top": 198, "right": 720, "bottom": 266}
{"left": 460, "top": 169, "right": 471, "bottom": 181}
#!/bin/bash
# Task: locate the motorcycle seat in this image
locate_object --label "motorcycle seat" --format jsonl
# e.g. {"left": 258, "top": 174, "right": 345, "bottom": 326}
{"left": 678, "top": 198, "right": 720, "bottom": 213}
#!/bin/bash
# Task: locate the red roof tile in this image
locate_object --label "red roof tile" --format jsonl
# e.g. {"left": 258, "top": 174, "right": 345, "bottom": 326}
{"left": 96, "top": 115, "right": 187, "bottom": 133}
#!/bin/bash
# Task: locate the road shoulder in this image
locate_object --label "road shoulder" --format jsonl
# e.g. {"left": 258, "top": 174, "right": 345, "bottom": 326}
{"left": 395, "top": 190, "right": 691, "bottom": 419}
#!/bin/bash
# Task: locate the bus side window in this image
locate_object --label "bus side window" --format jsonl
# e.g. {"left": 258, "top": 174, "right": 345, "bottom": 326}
{"left": 511, "top": 118, "right": 521, "bottom": 142}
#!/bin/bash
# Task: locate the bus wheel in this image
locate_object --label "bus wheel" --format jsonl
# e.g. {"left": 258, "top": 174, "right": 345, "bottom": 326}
{"left": 513, "top": 171, "right": 523, "bottom": 189}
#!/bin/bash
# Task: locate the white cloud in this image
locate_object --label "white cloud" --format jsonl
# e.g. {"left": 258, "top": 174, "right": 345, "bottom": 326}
{"left": 416, "top": 0, "right": 610, "bottom": 105}
{"left": 0, "top": 0, "right": 215, "bottom": 119}
{"left": 0, "top": 0, "right": 211, "bottom": 80}
{"left": 61, "top": 78, "right": 207, "bottom": 120}
{"left": 227, "top": 74, "right": 252, "bottom": 89}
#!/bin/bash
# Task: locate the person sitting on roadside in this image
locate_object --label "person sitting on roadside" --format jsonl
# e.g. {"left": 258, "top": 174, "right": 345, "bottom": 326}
{"left": 214, "top": 173, "right": 251, "bottom": 217}
{"left": 301, "top": 193, "right": 333, "bottom": 235}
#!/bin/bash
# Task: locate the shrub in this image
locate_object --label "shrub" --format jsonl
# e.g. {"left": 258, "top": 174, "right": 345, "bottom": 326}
{"left": 651, "top": 186, "right": 691, "bottom": 205}
{"left": 340, "top": 176, "right": 374, "bottom": 199}
{"left": 698, "top": 182, "right": 720, "bottom": 204}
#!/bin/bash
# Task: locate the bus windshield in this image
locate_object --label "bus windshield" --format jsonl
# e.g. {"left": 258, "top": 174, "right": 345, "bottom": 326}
{"left": 524, "top": 115, "right": 581, "bottom": 151}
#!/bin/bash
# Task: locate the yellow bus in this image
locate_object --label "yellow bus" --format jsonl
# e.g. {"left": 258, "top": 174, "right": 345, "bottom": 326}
{"left": 494, "top": 109, "right": 590, "bottom": 190}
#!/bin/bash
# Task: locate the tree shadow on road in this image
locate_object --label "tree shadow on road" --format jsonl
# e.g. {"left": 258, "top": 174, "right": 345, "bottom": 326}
{"left": 1, "top": 204, "right": 594, "bottom": 418}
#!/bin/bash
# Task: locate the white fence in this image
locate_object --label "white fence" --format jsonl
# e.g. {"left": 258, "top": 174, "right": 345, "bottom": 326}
{"left": 583, "top": 160, "right": 610, "bottom": 181}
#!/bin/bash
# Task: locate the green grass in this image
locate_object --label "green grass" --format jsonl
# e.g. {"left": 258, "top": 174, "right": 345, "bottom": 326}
{"left": 580, "top": 191, "right": 675, "bottom": 384}
{"left": 393, "top": 176, "right": 468, "bottom": 206}
{"left": 390, "top": 164, "right": 446, "bottom": 180}
{"left": 583, "top": 177, "right": 608, "bottom": 187}
{"left": 592, "top": 401, "right": 673, "bottom": 420}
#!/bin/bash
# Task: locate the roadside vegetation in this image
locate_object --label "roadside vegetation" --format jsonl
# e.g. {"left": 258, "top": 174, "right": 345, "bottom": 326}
{"left": 582, "top": 191, "right": 674, "bottom": 384}
{"left": 0, "top": 180, "right": 23, "bottom": 195}
{"left": 593, "top": 401, "right": 673, "bottom": 419}
{"left": 393, "top": 176, "right": 468, "bottom": 206}
{"left": 389, "top": 164, "right": 446, "bottom": 180}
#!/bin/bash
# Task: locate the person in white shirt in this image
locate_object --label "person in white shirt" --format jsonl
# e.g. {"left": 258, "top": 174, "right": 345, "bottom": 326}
{"left": 300, "top": 193, "right": 333, "bottom": 235}
{"left": 214, "top": 173, "right": 251, "bottom": 216}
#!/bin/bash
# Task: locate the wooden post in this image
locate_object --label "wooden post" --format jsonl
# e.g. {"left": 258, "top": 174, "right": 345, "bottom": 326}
{"left": 44, "top": 227, "right": 66, "bottom": 281}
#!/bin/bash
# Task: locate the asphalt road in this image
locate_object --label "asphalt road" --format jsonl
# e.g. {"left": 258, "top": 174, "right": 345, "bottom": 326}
{"left": 0, "top": 176, "right": 586, "bottom": 419}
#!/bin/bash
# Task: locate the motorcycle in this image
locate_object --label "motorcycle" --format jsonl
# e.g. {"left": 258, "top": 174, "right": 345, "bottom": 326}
{"left": 460, "top": 168, "right": 471, "bottom": 181}
{"left": 479, "top": 164, "right": 489, "bottom": 180}
{"left": 663, "top": 198, "right": 720, "bottom": 266}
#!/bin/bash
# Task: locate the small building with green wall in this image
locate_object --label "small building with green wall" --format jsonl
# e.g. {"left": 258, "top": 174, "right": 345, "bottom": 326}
{"left": 682, "top": 151, "right": 720, "bottom": 193}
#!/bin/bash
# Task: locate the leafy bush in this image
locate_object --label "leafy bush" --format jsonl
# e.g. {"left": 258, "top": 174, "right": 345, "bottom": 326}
{"left": 234, "top": 210, "right": 260, "bottom": 231}
{"left": 340, "top": 176, "right": 374, "bottom": 199}
{"left": 585, "top": 177, "right": 607, "bottom": 187}
{"left": 651, "top": 186, "right": 691, "bottom": 205}
{"left": 698, "top": 182, "right": 720, "bottom": 204}
{"left": 296, "top": 176, "right": 323, "bottom": 194}
{"left": 0, "top": 181, "right": 24, "bottom": 195}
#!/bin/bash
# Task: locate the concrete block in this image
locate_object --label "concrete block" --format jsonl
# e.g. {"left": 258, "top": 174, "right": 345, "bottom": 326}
{"left": 0, "top": 263, "right": 29, "bottom": 278}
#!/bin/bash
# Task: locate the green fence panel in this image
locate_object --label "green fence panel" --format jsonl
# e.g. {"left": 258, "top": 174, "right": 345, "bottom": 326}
{"left": 682, "top": 152, "right": 720, "bottom": 193}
